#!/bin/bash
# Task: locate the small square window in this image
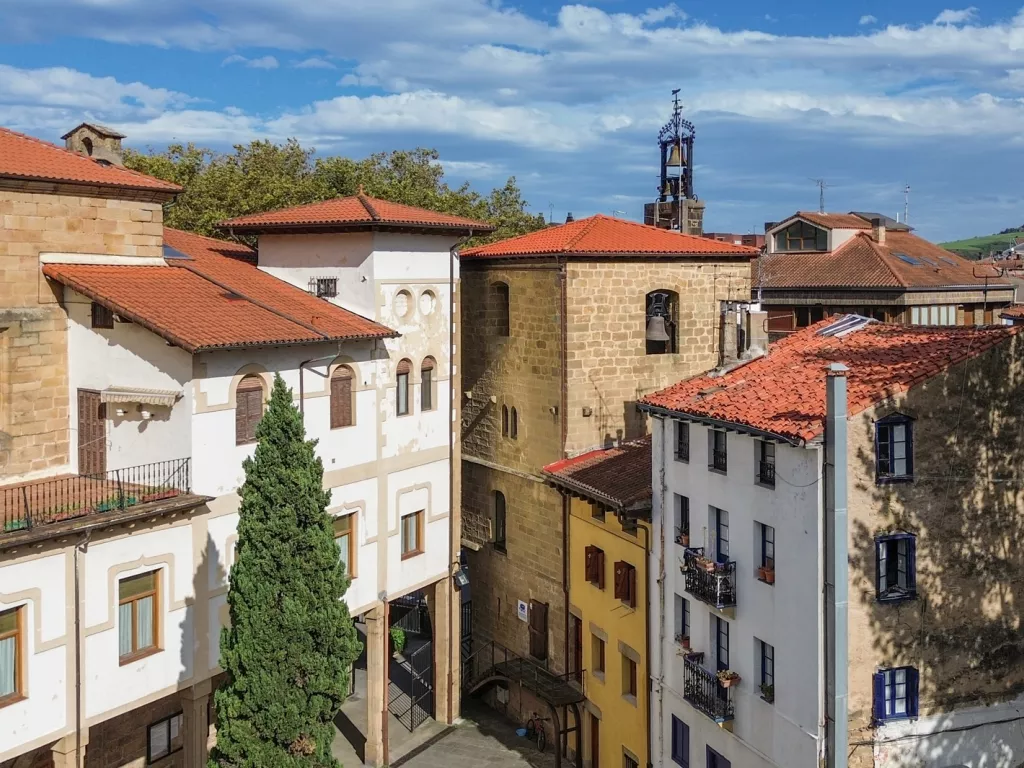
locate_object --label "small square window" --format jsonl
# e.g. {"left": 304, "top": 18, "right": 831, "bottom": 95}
{"left": 876, "top": 534, "right": 916, "bottom": 602}
{"left": 147, "top": 712, "right": 184, "bottom": 763}
{"left": 622, "top": 654, "right": 637, "bottom": 698}
{"left": 873, "top": 667, "right": 919, "bottom": 723}
{"left": 91, "top": 302, "right": 114, "bottom": 329}
{"left": 400, "top": 511, "right": 424, "bottom": 559}
{"left": 876, "top": 415, "right": 913, "bottom": 481}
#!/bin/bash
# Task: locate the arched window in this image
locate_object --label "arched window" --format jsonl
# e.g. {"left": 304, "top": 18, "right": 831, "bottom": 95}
{"left": 396, "top": 359, "right": 411, "bottom": 416}
{"left": 82, "top": 137, "right": 94, "bottom": 157}
{"left": 493, "top": 491, "right": 507, "bottom": 552}
{"left": 330, "top": 366, "right": 355, "bottom": 429}
{"left": 645, "top": 290, "right": 678, "bottom": 355}
{"left": 492, "top": 282, "right": 510, "bottom": 337}
{"left": 421, "top": 357, "right": 436, "bottom": 412}
{"left": 235, "top": 375, "right": 264, "bottom": 445}
{"left": 510, "top": 407, "right": 519, "bottom": 440}
{"left": 502, "top": 405, "right": 509, "bottom": 436}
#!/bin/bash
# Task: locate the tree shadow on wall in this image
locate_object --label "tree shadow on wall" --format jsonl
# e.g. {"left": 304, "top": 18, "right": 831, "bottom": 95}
{"left": 845, "top": 335, "right": 1024, "bottom": 768}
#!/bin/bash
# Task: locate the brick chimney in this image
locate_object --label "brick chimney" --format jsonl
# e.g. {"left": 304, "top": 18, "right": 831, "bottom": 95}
{"left": 62, "top": 123, "right": 125, "bottom": 166}
{"left": 871, "top": 217, "right": 886, "bottom": 245}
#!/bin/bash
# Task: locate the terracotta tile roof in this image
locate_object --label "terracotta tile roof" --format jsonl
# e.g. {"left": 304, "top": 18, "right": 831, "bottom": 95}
{"left": 219, "top": 193, "right": 493, "bottom": 234}
{"left": 461, "top": 215, "right": 758, "bottom": 259}
{"left": 1001, "top": 306, "right": 1024, "bottom": 319}
{"left": 640, "top": 317, "right": 1017, "bottom": 443}
{"left": 792, "top": 212, "right": 872, "bottom": 230}
{"left": 543, "top": 437, "right": 652, "bottom": 511}
{"left": 0, "top": 127, "right": 180, "bottom": 194}
{"left": 42, "top": 228, "right": 395, "bottom": 353}
{"left": 757, "top": 231, "right": 1010, "bottom": 290}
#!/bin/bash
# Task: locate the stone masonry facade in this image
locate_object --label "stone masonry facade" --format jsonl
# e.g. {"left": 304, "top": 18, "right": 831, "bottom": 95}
{"left": 565, "top": 260, "right": 751, "bottom": 454}
{"left": 845, "top": 334, "right": 1024, "bottom": 768}
{"left": 0, "top": 189, "right": 164, "bottom": 480}
{"left": 460, "top": 255, "right": 753, "bottom": 675}
{"left": 461, "top": 262, "right": 567, "bottom": 669}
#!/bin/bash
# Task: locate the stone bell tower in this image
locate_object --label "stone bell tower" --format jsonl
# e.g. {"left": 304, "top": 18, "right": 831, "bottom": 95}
{"left": 644, "top": 90, "right": 705, "bottom": 235}
{"left": 62, "top": 122, "right": 126, "bottom": 166}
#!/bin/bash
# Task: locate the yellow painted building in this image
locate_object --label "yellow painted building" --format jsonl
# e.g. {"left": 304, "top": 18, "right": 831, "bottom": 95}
{"left": 545, "top": 438, "right": 652, "bottom": 768}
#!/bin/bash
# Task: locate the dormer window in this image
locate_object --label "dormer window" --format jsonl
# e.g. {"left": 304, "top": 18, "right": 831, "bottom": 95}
{"left": 774, "top": 221, "right": 828, "bottom": 252}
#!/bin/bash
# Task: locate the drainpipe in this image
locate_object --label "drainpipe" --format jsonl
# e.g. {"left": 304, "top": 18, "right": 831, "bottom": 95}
{"left": 824, "top": 363, "right": 849, "bottom": 768}
{"left": 655, "top": 416, "right": 667, "bottom": 768}
{"left": 74, "top": 531, "right": 91, "bottom": 767}
{"left": 448, "top": 233, "right": 470, "bottom": 723}
{"left": 640, "top": 520, "right": 653, "bottom": 768}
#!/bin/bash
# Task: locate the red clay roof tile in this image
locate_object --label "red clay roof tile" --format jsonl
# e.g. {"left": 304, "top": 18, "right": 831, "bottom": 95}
{"left": 758, "top": 231, "right": 1009, "bottom": 290}
{"left": 461, "top": 215, "right": 758, "bottom": 259}
{"left": 641, "top": 317, "right": 1017, "bottom": 443}
{"left": 793, "top": 212, "right": 872, "bottom": 230}
{"left": 0, "top": 127, "right": 180, "bottom": 193}
{"left": 543, "top": 436, "right": 652, "bottom": 511}
{"left": 220, "top": 193, "right": 493, "bottom": 234}
{"left": 43, "top": 228, "right": 395, "bottom": 352}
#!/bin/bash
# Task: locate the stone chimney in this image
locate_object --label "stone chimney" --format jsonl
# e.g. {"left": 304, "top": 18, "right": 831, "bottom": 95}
{"left": 719, "top": 302, "right": 739, "bottom": 367}
{"left": 62, "top": 123, "right": 126, "bottom": 166}
{"left": 565, "top": 212, "right": 575, "bottom": 223}
{"left": 871, "top": 217, "right": 886, "bottom": 245}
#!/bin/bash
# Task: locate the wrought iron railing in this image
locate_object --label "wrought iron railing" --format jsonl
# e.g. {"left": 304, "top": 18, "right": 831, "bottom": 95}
{"left": 682, "top": 652, "right": 734, "bottom": 723}
{"left": 711, "top": 449, "right": 727, "bottom": 473}
{"left": 462, "top": 639, "right": 584, "bottom": 697}
{"left": 758, "top": 461, "right": 776, "bottom": 486}
{"left": 1, "top": 458, "right": 192, "bottom": 535}
{"left": 682, "top": 547, "right": 737, "bottom": 609}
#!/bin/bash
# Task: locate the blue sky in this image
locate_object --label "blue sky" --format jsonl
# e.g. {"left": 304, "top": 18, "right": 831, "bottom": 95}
{"left": 1, "top": 1, "right": 1022, "bottom": 242}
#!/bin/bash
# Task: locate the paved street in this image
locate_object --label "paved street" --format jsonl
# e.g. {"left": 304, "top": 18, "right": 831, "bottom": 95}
{"left": 394, "top": 701, "right": 559, "bottom": 768}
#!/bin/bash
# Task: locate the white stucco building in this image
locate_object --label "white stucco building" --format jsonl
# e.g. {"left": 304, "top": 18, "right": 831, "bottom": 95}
{"left": 1, "top": 191, "right": 491, "bottom": 767}
{"left": 640, "top": 315, "right": 1024, "bottom": 768}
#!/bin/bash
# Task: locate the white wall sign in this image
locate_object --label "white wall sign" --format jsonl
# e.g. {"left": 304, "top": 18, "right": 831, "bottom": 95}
{"left": 517, "top": 600, "right": 528, "bottom": 622}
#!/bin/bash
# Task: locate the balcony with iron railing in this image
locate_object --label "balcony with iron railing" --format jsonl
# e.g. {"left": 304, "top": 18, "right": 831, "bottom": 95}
{"left": 682, "top": 547, "right": 737, "bottom": 612}
{"left": 1, "top": 458, "right": 205, "bottom": 545}
{"left": 710, "top": 449, "right": 727, "bottom": 473}
{"left": 682, "top": 651, "right": 735, "bottom": 725}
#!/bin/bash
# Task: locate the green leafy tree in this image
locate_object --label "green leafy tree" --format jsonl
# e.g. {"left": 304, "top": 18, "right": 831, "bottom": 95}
{"left": 125, "top": 140, "right": 545, "bottom": 243}
{"left": 210, "top": 375, "right": 359, "bottom": 767}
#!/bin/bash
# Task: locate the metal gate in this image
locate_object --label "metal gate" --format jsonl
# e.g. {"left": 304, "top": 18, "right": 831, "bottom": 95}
{"left": 460, "top": 599, "right": 473, "bottom": 664}
{"left": 391, "top": 640, "right": 434, "bottom": 731}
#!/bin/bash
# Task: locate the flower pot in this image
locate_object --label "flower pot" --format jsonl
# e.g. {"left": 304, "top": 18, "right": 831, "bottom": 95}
{"left": 756, "top": 566, "right": 767, "bottom": 580}
{"left": 677, "top": 534, "right": 689, "bottom": 546}
{"left": 720, "top": 675, "right": 740, "bottom": 688}
{"left": 763, "top": 568, "right": 776, "bottom": 584}
{"left": 677, "top": 636, "right": 690, "bottom": 649}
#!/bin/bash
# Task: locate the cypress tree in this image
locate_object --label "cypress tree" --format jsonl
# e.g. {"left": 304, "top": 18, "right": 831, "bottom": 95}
{"left": 210, "top": 374, "right": 360, "bottom": 767}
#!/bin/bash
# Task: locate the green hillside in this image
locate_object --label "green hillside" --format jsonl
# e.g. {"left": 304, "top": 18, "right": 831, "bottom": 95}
{"left": 941, "top": 230, "right": 1023, "bottom": 260}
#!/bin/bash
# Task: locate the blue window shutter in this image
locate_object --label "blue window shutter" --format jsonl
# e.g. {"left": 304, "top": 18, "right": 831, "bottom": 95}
{"left": 872, "top": 672, "right": 886, "bottom": 722}
{"left": 875, "top": 539, "right": 883, "bottom": 597}
{"left": 907, "top": 537, "right": 917, "bottom": 594}
{"left": 874, "top": 422, "right": 882, "bottom": 476}
{"left": 907, "top": 668, "right": 920, "bottom": 717}
{"left": 906, "top": 420, "right": 914, "bottom": 476}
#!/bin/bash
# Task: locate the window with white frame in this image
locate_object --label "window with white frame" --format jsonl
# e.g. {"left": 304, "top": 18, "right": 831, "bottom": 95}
{"left": 910, "top": 305, "right": 956, "bottom": 326}
{"left": 876, "top": 533, "right": 916, "bottom": 601}
{"left": 876, "top": 414, "right": 913, "bottom": 481}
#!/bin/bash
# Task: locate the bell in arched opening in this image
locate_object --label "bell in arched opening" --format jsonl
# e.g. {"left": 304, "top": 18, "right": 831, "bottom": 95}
{"left": 646, "top": 314, "right": 671, "bottom": 342}
{"left": 666, "top": 142, "right": 684, "bottom": 167}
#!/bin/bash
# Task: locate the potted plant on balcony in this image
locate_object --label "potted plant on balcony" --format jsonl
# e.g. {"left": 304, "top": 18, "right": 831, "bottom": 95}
{"left": 676, "top": 531, "right": 689, "bottom": 546}
{"left": 675, "top": 634, "right": 690, "bottom": 650}
{"left": 716, "top": 670, "right": 741, "bottom": 688}
{"left": 758, "top": 558, "right": 776, "bottom": 584}
{"left": 760, "top": 683, "right": 774, "bottom": 703}
{"left": 390, "top": 626, "right": 407, "bottom": 660}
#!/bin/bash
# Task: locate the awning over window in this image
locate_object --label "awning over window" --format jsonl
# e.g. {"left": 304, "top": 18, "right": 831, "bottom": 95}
{"left": 100, "top": 387, "right": 181, "bottom": 408}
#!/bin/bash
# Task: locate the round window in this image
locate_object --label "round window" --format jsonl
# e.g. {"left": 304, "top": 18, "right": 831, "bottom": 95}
{"left": 393, "top": 290, "right": 411, "bottom": 318}
{"left": 419, "top": 290, "right": 436, "bottom": 316}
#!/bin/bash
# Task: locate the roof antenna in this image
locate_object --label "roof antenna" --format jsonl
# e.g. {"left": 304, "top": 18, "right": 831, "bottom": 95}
{"left": 903, "top": 183, "right": 911, "bottom": 226}
{"left": 810, "top": 178, "right": 829, "bottom": 213}
{"left": 548, "top": 203, "right": 554, "bottom": 224}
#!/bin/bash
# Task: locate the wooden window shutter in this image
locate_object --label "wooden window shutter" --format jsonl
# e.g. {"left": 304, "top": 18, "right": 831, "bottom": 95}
{"left": 627, "top": 565, "right": 637, "bottom": 607}
{"left": 614, "top": 561, "right": 626, "bottom": 601}
{"left": 766, "top": 309, "right": 794, "bottom": 333}
{"left": 596, "top": 550, "right": 605, "bottom": 589}
{"left": 585, "top": 546, "right": 595, "bottom": 581}
{"left": 236, "top": 376, "right": 263, "bottom": 444}
{"left": 396, "top": 359, "right": 412, "bottom": 375}
{"left": 528, "top": 600, "right": 548, "bottom": 660}
{"left": 331, "top": 368, "right": 354, "bottom": 428}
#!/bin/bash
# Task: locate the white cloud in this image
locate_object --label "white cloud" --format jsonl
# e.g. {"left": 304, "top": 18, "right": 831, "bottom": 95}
{"left": 293, "top": 57, "right": 335, "bottom": 69}
{"left": 222, "top": 53, "right": 279, "bottom": 69}
{"left": 859, "top": 15, "right": 877, "bottom": 25}
{"left": 933, "top": 7, "right": 978, "bottom": 25}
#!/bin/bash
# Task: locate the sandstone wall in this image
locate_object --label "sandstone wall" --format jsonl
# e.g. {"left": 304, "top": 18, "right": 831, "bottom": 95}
{"left": 845, "top": 334, "right": 1024, "bottom": 767}
{"left": 0, "top": 190, "right": 164, "bottom": 479}
{"left": 565, "top": 259, "right": 751, "bottom": 454}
